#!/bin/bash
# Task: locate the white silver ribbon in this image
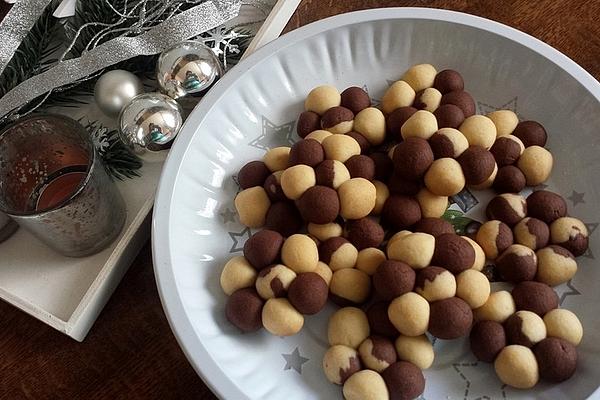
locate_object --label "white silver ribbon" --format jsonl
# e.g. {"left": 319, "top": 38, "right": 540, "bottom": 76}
{"left": 0, "top": 0, "right": 241, "bottom": 118}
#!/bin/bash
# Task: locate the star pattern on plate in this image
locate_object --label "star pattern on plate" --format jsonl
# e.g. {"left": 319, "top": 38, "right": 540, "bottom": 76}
{"left": 248, "top": 116, "right": 296, "bottom": 150}
{"left": 567, "top": 190, "right": 585, "bottom": 206}
{"left": 477, "top": 96, "right": 518, "bottom": 116}
{"left": 282, "top": 347, "right": 309, "bottom": 374}
{"left": 557, "top": 279, "right": 581, "bottom": 305}
{"left": 582, "top": 247, "right": 595, "bottom": 260}
{"left": 453, "top": 362, "right": 504, "bottom": 400}
{"left": 585, "top": 222, "right": 598, "bottom": 236}
{"left": 228, "top": 227, "right": 252, "bottom": 253}
{"left": 220, "top": 207, "right": 236, "bottom": 224}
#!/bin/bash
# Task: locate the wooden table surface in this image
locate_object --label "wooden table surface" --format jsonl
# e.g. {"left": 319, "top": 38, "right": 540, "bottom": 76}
{"left": 1, "top": 1, "right": 600, "bottom": 399}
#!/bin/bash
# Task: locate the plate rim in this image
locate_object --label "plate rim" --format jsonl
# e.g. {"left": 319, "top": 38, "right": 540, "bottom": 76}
{"left": 152, "top": 7, "right": 600, "bottom": 400}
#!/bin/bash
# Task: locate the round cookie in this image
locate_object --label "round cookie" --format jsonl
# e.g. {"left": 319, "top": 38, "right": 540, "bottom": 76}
{"left": 297, "top": 111, "right": 321, "bottom": 138}
{"left": 381, "top": 195, "right": 422, "bottom": 230}
{"left": 470, "top": 162, "right": 498, "bottom": 190}
{"left": 238, "top": 161, "right": 270, "bottom": 189}
{"left": 343, "top": 370, "right": 389, "bottom": 400}
{"left": 262, "top": 298, "right": 304, "bottom": 336}
{"left": 429, "top": 127, "right": 469, "bottom": 158}
{"left": 463, "top": 236, "right": 486, "bottom": 271}
{"left": 428, "top": 297, "right": 473, "bottom": 339}
{"left": 486, "top": 193, "right": 527, "bottom": 227}
{"left": 550, "top": 216, "right": 589, "bottom": 257}
{"left": 337, "top": 178, "right": 376, "bottom": 219}
{"left": 226, "top": 288, "right": 264, "bottom": 332}
{"left": 345, "top": 154, "right": 375, "bottom": 180}
{"left": 356, "top": 247, "right": 387, "bottom": 275}
{"left": 373, "top": 260, "right": 416, "bottom": 301}
{"left": 372, "top": 180, "right": 390, "bottom": 215}
{"left": 458, "top": 146, "right": 496, "bottom": 186}
{"left": 358, "top": 336, "right": 398, "bottom": 372}
{"left": 281, "top": 234, "right": 319, "bottom": 273}
{"left": 490, "top": 135, "right": 524, "bottom": 166}
{"left": 387, "top": 232, "right": 435, "bottom": 269}
{"left": 487, "top": 110, "right": 519, "bottom": 137}
{"left": 319, "top": 237, "right": 358, "bottom": 271}
{"left": 328, "top": 307, "right": 370, "bottom": 348}
{"left": 381, "top": 80, "right": 416, "bottom": 114}
{"left": 330, "top": 268, "right": 371, "bottom": 305}
{"left": 314, "top": 261, "right": 333, "bottom": 286}
{"left": 413, "top": 87, "right": 442, "bottom": 112}
{"left": 459, "top": 115, "right": 497, "bottom": 149}
{"left": 414, "top": 217, "right": 454, "bottom": 237}
{"left": 415, "top": 188, "right": 449, "bottom": 219}
{"left": 280, "top": 164, "right": 316, "bottom": 200}
{"left": 305, "top": 129, "right": 332, "bottom": 143}
{"left": 432, "top": 233, "right": 475, "bottom": 275}
{"left": 474, "top": 290, "right": 516, "bottom": 323}
{"left": 321, "top": 106, "right": 354, "bottom": 134}
{"left": 263, "top": 146, "right": 291, "bottom": 172}
{"left": 381, "top": 361, "right": 425, "bottom": 400}
{"left": 415, "top": 266, "right": 456, "bottom": 302}
{"left": 234, "top": 186, "right": 271, "bottom": 228}
{"left": 493, "top": 165, "right": 526, "bottom": 193}
{"left": 543, "top": 308, "right": 583, "bottom": 346}
{"left": 322, "top": 134, "right": 361, "bottom": 163}
{"left": 505, "top": 310, "right": 547, "bottom": 347}
{"left": 388, "top": 292, "right": 430, "bottom": 336}
{"left": 341, "top": 86, "right": 371, "bottom": 114}
{"left": 315, "top": 159, "right": 351, "bottom": 189}
{"left": 346, "top": 131, "right": 370, "bottom": 154}
{"left": 387, "top": 173, "right": 422, "bottom": 196}
{"left": 243, "top": 229, "right": 284, "bottom": 270}
{"left": 392, "top": 137, "right": 434, "bottom": 180}
{"left": 263, "top": 171, "right": 286, "bottom": 202}
{"left": 255, "top": 264, "right": 297, "bottom": 299}
{"left": 424, "top": 158, "right": 466, "bottom": 196}
{"left": 496, "top": 244, "right": 537, "bottom": 282}
{"left": 441, "top": 90, "right": 476, "bottom": 117}
{"left": 517, "top": 145, "right": 553, "bottom": 186}
{"left": 296, "top": 185, "right": 339, "bottom": 224}
{"left": 288, "top": 139, "right": 325, "bottom": 167}
{"left": 370, "top": 152, "right": 394, "bottom": 182}
{"left": 265, "top": 201, "right": 303, "bottom": 237}
{"left": 536, "top": 245, "right": 577, "bottom": 286}
{"left": 534, "top": 337, "right": 577, "bottom": 382}
{"left": 526, "top": 190, "right": 567, "bottom": 224}
{"left": 220, "top": 256, "right": 258, "bottom": 296}
{"left": 305, "top": 85, "right": 341, "bottom": 115}
{"left": 401, "top": 63, "right": 437, "bottom": 92}
{"left": 513, "top": 120, "right": 547, "bottom": 147}
{"left": 494, "top": 345, "right": 539, "bottom": 389}
{"left": 433, "top": 103, "right": 465, "bottom": 129}
{"left": 308, "top": 222, "right": 342, "bottom": 242}
{"left": 455, "top": 269, "right": 490, "bottom": 309}
{"left": 475, "top": 220, "right": 514, "bottom": 260}
{"left": 512, "top": 281, "right": 558, "bottom": 316}
{"left": 400, "top": 109, "right": 438, "bottom": 140}
{"left": 470, "top": 320, "right": 506, "bottom": 362}
{"left": 354, "top": 107, "right": 386, "bottom": 145}
{"left": 367, "top": 301, "right": 399, "bottom": 338}
{"left": 433, "top": 69, "right": 464, "bottom": 94}
{"left": 345, "top": 218, "right": 384, "bottom": 250}
{"left": 287, "top": 272, "right": 328, "bottom": 314}
{"left": 387, "top": 106, "right": 418, "bottom": 137}
{"left": 514, "top": 217, "right": 550, "bottom": 250}
{"left": 322, "top": 345, "right": 362, "bottom": 385}
{"left": 394, "top": 334, "right": 434, "bottom": 369}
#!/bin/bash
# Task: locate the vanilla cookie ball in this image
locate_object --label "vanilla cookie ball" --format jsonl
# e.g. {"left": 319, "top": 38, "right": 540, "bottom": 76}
{"left": 514, "top": 217, "right": 550, "bottom": 250}
{"left": 517, "top": 145, "right": 553, "bottom": 186}
{"left": 321, "top": 106, "right": 354, "bottom": 134}
{"left": 402, "top": 63, "right": 437, "bottom": 92}
{"left": 429, "top": 127, "right": 469, "bottom": 158}
{"left": 305, "top": 129, "right": 332, "bottom": 143}
{"left": 424, "top": 158, "right": 465, "bottom": 196}
{"left": 416, "top": 188, "right": 449, "bottom": 218}
{"left": 512, "top": 281, "right": 558, "bottom": 316}
{"left": 359, "top": 336, "right": 398, "bottom": 372}
{"left": 456, "top": 269, "right": 490, "bottom": 309}
{"left": 543, "top": 308, "right": 583, "bottom": 346}
{"left": 373, "top": 260, "right": 416, "bottom": 301}
{"left": 356, "top": 247, "right": 387, "bottom": 275}
{"left": 330, "top": 268, "right": 371, "bottom": 305}
{"left": 381, "top": 361, "right": 425, "bottom": 400}
{"left": 319, "top": 237, "right": 358, "bottom": 271}
{"left": 305, "top": 85, "right": 341, "bottom": 115}
{"left": 234, "top": 186, "right": 271, "bottom": 228}
{"left": 314, "top": 261, "right": 333, "bottom": 285}
{"left": 280, "top": 164, "right": 315, "bottom": 200}
{"left": 505, "top": 310, "right": 547, "bottom": 347}
{"left": 354, "top": 107, "right": 386, "bottom": 145}
{"left": 474, "top": 290, "right": 516, "bottom": 323}
{"left": 432, "top": 233, "right": 476, "bottom": 274}
{"left": 315, "top": 159, "right": 351, "bottom": 190}
{"left": 496, "top": 244, "right": 537, "bottom": 283}
{"left": 343, "top": 370, "right": 389, "bottom": 400}
{"left": 281, "top": 234, "right": 319, "bottom": 273}
{"left": 322, "top": 134, "right": 361, "bottom": 163}
{"left": 308, "top": 222, "right": 342, "bottom": 242}
{"left": 415, "top": 266, "right": 456, "bottom": 302}
{"left": 328, "top": 307, "right": 370, "bottom": 348}
{"left": 486, "top": 193, "right": 527, "bottom": 227}
{"left": 388, "top": 292, "right": 430, "bottom": 336}
{"left": 372, "top": 180, "right": 390, "bottom": 215}
{"left": 494, "top": 345, "right": 539, "bottom": 389}
{"left": 459, "top": 115, "right": 497, "bottom": 149}
{"left": 255, "top": 264, "right": 297, "bottom": 299}
{"left": 381, "top": 80, "right": 416, "bottom": 114}
{"left": 476, "top": 220, "right": 514, "bottom": 260}
{"left": 220, "top": 256, "right": 258, "bottom": 296}
{"left": 387, "top": 232, "right": 435, "bottom": 269}
{"left": 394, "top": 334, "right": 434, "bottom": 369}
{"left": 263, "top": 146, "right": 291, "bottom": 172}
{"left": 401, "top": 110, "right": 439, "bottom": 140}
{"left": 322, "top": 345, "right": 362, "bottom": 385}
{"left": 414, "top": 87, "right": 442, "bottom": 112}
{"left": 550, "top": 216, "right": 589, "bottom": 257}
{"left": 261, "top": 298, "right": 303, "bottom": 336}
{"left": 463, "top": 236, "right": 486, "bottom": 271}
{"left": 428, "top": 297, "right": 473, "bottom": 339}
{"left": 338, "top": 178, "right": 376, "bottom": 219}
{"left": 487, "top": 110, "right": 519, "bottom": 137}
{"left": 536, "top": 245, "right": 577, "bottom": 286}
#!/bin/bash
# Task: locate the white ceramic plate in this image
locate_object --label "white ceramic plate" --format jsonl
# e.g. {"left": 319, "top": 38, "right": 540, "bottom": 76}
{"left": 153, "top": 8, "right": 600, "bottom": 400}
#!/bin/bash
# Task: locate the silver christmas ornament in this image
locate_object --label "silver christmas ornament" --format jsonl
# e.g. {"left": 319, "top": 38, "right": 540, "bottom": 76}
{"left": 157, "top": 41, "right": 223, "bottom": 99}
{"left": 94, "top": 70, "right": 144, "bottom": 118}
{"left": 118, "top": 93, "right": 183, "bottom": 151}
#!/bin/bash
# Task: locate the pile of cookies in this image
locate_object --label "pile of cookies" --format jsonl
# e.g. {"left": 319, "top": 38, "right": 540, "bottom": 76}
{"left": 219, "top": 63, "right": 588, "bottom": 399}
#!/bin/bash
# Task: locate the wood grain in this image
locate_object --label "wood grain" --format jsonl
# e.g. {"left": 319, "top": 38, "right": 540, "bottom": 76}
{"left": 1, "top": 1, "right": 599, "bottom": 399}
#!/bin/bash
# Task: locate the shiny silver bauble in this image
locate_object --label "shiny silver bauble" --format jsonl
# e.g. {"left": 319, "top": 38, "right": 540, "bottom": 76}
{"left": 94, "top": 70, "right": 144, "bottom": 118}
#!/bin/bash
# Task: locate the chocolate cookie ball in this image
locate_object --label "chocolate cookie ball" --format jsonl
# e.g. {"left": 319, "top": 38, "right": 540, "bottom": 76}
{"left": 338, "top": 178, "right": 376, "bottom": 220}
{"left": 321, "top": 106, "right": 354, "bottom": 134}
{"left": 550, "top": 217, "right": 589, "bottom": 256}
{"left": 496, "top": 244, "right": 537, "bottom": 282}
{"left": 514, "top": 217, "right": 550, "bottom": 250}
{"left": 308, "top": 221, "right": 342, "bottom": 242}
{"left": 243, "top": 229, "right": 284, "bottom": 270}
{"left": 330, "top": 268, "right": 371, "bottom": 305}
{"left": 255, "top": 264, "right": 297, "bottom": 299}
{"left": 359, "top": 336, "right": 398, "bottom": 372}
{"left": 513, "top": 120, "right": 547, "bottom": 147}
{"left": 322, "top": 345, "right": 362, "bottom": 385}
{"left": 415, "top": 217, "right": 454, "bottom": 237}
{"left": 238, "top": 160, "right": 270, "bottom": 190}
{"left": 226, "top": 288, "right": 264, "bottom": 332}
{"left": 474, "top": 290, "right": 516, "bottom": 323}
{"left": 512, "top": 281, "right": 558, "bottom": 316}
{"left": 526, "top": 190, "right": 567, "bottom": 224}
{"left": 392, "top": 137, "right": 434, "bottom": 180}
{"left": 381, "top": 195, "right": 422, "bottom": 231}
{"left": 345, "top": 218, "right": 384, "bottom": 250}
{"left": 341, "top": 86, "right": 371, "bottom": 114}
{"left": 296, "top": 185, "right": 339, "bottom": 224}
{"left": 297, "top": 111, "right": 321, "bottom": 138}
{"left": 263, "top": 171, "right": 286, "bottom": 202}
{"left": 280, "top": 164, "right": 316, "bottom": 200}
{"left": 394, "top": 334, "right": 434, "bottom": 369}
{"left": 367, "top": 301, "right": 399, "bottom": 338}
{"left": 505, "top": 310, "right": 547, "bottom": 347}
{"left": 424, "top": 158, "right": 466, "bottom": 196}
{"left": 387, "top": 173, "right": 422, "bottom": 196}
{"left": 305, "top": 129, "right": 332, "bottom": 143}
{"left": 381, "top": 361, "right": 425, "bottom": 400}
{"left": 487, "top": 110, "right": 519, "bottom": 137}
{"left": 494, "top": 345, "right": 539, "bottom": 389}
{"left": 441, "top": 90, "right": 476, "bottom": 117}
{"left": 281, "top": 234, "right": 319, "bottom": 273}
{"left": 387, "top": 232, "right": 435, "bottom": 269}
{"left": 305, "top": 85, "right": 341, "bottom": 115}
{"left": 263, "top": 146, "right": 291, "bottom": 172}
{"left": 476, "top": 220, "right": 514, "bottom": 260}
{"left": 413, "top": 87, "right": 442, "bottom": 112}
{"left": 490, "top": 135, "right": 524, "bottom": 166}
{"left": 401, "top": 109, "right": 439, "bottom": 140}
{"left": 543, "top": 308, "right": 583, "bottom": 346}
{"left": 356, "top": 248, "right": 386, "bottom": 276}
{"left": 388, "top": 292, "right": 430, "bottom": 336}
{"left": 343, "top": 370, "right": 389, "bottom": 400}
{"left": 370, "top": 152, "right": 394, "bottom": 182}
{"left": 464, "top": 236, "right": 486, "bottom": 271}
{"left": 373, "top": 260, "right": 416, "bottom": 301}
{"left": 470, "top": 163, "right": 498, "bottom": 190}
{"left": 387, "top": 106, "right": 418, "bottom": 139}
{"left": 493, "top": 165, "right": 526, "bottom": 193}
{"left": 220, "top": 256, "right": 258, "bottom": 296}
{"left": 432, "top": 233, "right": 475, "bottom": 275}
{"left": 234, "top": 186, "right": 271, "bottom": 228}
{"left": 265, "top": 201, "right": 303, "bottom": 237}
{"left": 314, "top": 261, "right": 333, "bottom": 285}
{"left": 287, "top": 272, "right": 328, "bottom": 314}
{"left": 346, "top": 131, "right": 370, "bottom": 154}
{"left": 456, "top": 269, "right": 490, "bottom": 309}
{"left": 415, "top": 266, "right": 456, "bottom": 302}
{"left": 262, "top": 297, "right": 304, "bottom": 336}
{"left": 534, "top": 337, "right": 577, "bottom": 382}
{"left": 433, "top": 104, "right": 465, "bottom": 129}
{"left": 322, "top": 134, "right": 362, "bottom": 163}
{"left": 328, "top": 307, "right": 370, "bottom": 348}
{"left": 470, "top": 320, "right": 507, "bottom": 362}
{"left": 486, "top": 193, "right": 527, "bottom": 227}
{"left": 372, "top": 180, "right": 390, "bottom": 215}
{"left": 429, "top": 127, "right": 469, "bottom": 159}
{"left": 354, "top": 107, "right": 386, "bottom": 145}
{"left": 517, "top": 146, "right": 553, "bottom": 186}
{"left": 288, "top": 139, "right": 325, "bottom": 167}
{"left": 434, "top": 69, "right": 464, "bottom": 94}
{"left": 319, "top": 237, "right": 358, "bottom": 271}
{"left": 459, "top": 115, "right": 498, "bottom": 150}
{"left": 536, "top": 245, "right": 577, "bottom": 286}
{"left": 458, "top": 146, "right": 496, "bottom": 186}
{"left": 315, "top": 159, "right": 351, "bottom": 190}
{"left": 416, "top": 188, "right": 449, "bottom": 219}
{"left": 402, "top": 63, "right": 437, "bottom": 92}
{"left": 345, "top": 155, "right": 375, "bottom": 180}
{"left": 428, "top": 297, "right": 473, "bottom": 339}
{"left": 381, "top": 80, "right": 416, "bottom": 114}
